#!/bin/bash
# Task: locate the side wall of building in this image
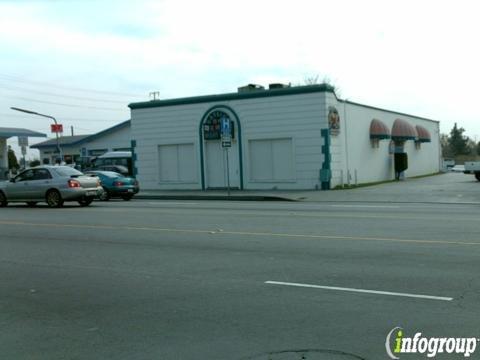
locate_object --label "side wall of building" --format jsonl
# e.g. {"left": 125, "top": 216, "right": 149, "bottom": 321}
{"left": 328, "top": 98, "right": 440, "bottom": 187}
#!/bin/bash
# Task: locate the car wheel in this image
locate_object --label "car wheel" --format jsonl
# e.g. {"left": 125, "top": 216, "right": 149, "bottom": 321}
{"left": 46, "top": 190, "right": 64, "bottom": 208}
{"left": 121, "top": 194, "right": 133, "bottom": 201}
{"left": 26, "top": 202, "right": 38, "bottom": 207}
{"left": 78, "top": 197, "right": 94, "bottom": 207}
{"left": 0, "top": 191, "right": 8, "bottom": 207}
{"left": 99, "top": 188, "right": 110, "bottom": 201}
{"left": 475, "top": 173, "right": 480, "bottom": 182}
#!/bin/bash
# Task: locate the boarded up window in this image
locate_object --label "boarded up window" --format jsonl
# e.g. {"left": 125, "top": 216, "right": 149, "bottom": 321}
{"left": 249, "top": 138, "right": 294, "bottom": 181}
{"left": 158, "top": 143, "right": 196, "bottom": 182}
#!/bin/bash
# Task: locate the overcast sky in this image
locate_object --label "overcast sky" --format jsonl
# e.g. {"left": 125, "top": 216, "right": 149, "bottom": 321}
{"left": 1, "top": 0, "right": 479, "bottom": 159}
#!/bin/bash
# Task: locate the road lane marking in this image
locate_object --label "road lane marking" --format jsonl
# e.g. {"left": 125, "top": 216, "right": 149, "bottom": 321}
{"left": 0, "top": 220, "right": 479, "bottom": 246}
{"left": 147, "top": 202, "right": 199, "bottom": 205}
{"left": 52, "top": 206, "right": 480, "bottom": 223}
{"left": 265, "top": 281, "right": 454, "bottom": 301}
{"left": 330, "top": 204, "right": 400, "bottom": 209}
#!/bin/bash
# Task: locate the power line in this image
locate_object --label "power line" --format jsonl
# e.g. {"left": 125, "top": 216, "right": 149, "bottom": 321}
{"left": 4, "top": 94, "right": 127, "bottom": 111}
{"left": 0, "top": 73, "right": 146, "bottom": 98}
{"left": 0, "top": 113, "right": 122, "bottom": 122}
{"left": 0, "top": 82, "right": 134, "bottom": 104}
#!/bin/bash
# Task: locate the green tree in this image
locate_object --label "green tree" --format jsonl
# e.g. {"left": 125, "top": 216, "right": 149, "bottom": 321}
{"left": 7, "top": 146, "right": 19, "bottom": 170}
{"left": 440, "top": 133, "right": 453, "bottom": 157}
{"left": 448, "top": 123, "right": 470, "bottom": 156}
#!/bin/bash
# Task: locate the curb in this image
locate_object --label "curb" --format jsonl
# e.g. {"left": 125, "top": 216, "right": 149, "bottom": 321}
{"left": 135, "top": 194, "right": 297, "bottom": 202}
{"left": 302, "top": 200, "right": 480, "bottom": 205}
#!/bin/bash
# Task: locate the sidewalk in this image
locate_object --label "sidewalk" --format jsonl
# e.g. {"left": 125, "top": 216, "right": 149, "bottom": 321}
{"left": 135, "top": 173, "right": 480, "bottom": 204}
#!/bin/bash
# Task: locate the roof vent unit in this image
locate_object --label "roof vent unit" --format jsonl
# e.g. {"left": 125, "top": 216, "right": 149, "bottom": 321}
{"left": 237, "top": 84, "right": 265, "bottom": 93}
{"left": 268, "top": 83, "right": 290, "bottom": 90}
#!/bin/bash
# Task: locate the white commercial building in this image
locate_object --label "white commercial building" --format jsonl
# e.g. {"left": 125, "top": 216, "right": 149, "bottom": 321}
{"left": 129, "top": 84, "right": 440, "bottom": 190}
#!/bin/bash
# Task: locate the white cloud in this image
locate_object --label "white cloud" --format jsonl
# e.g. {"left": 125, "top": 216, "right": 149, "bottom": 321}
{"left": 1, "top": 0, "right": 480, "bottom": 143}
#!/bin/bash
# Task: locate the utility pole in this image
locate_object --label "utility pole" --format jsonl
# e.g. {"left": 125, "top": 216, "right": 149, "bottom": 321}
{"left": 149, "top": 91, "right": 160, "bottom": 100}
{"left": 11, "top": 107, "right": 63, "bottom": 163}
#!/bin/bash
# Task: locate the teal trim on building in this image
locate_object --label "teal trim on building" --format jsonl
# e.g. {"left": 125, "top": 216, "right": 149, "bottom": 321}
{"left": 198, "top": 105, "right": 244, "bottom": 190}
{"left": 320, "top": 129, "right": 331, "bottom": 190}
{"left": 130, "top": 139, "right": 137, "bottom": 177}
{"left": 129, "top": 84, "right": 335, "bottom": 110}
{"left": 391, "top": 135, "right": 417, "bottom": 141}
{"left": 370, "top": 134, "right": 391, "bottom": 140}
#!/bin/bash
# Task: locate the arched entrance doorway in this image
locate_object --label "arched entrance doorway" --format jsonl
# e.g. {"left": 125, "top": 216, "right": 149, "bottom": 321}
{"left": 199, "top": 106, "right": 243, "bottom": 190}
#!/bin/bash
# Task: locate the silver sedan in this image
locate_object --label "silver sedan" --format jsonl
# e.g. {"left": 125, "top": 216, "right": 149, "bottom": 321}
{"left": 0, "top": 166, "right": 103, "bottom": 208}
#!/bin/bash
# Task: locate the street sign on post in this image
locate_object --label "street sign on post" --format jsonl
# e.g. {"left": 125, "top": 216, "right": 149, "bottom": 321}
{"left": 221, "top": 117, "right": 232, "bottom": 148}
{"left": 220, "top": 117, "right": 232, "bottom": 195}
{"left": 51, "top": 124, "right": 63, "bottom": 133}
{"left": 221, "top": 117, "right": 231, "bottom": 135}
{"left": 21, "top": 146, "right": 27, "bottom": 156}
{"left": 221, "top": 135, "right": 231, "bottom": 148}
{"left": 18, "top": 136, "right": 28, "bottom": 147}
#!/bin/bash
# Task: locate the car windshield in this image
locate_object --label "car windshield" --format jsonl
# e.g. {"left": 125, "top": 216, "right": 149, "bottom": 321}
{"left": 52, "top": 167, "right": 84, "bottom": 177}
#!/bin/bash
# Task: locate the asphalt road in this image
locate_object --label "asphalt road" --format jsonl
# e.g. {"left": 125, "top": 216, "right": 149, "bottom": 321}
{"left": 1, "top": 198, "right": 479, "bottom": 359}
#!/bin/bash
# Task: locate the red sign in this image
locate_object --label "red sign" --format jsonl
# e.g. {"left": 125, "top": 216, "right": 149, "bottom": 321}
{"left": 51, "top": 124, "right": 63, "bottom": 133}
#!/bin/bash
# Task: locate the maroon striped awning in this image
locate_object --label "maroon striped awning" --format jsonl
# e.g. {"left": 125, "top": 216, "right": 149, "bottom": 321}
{"left": 415, "top": 125, "right": 431, "bottom": 142}
{"left": 391, "top": 119, "right": 417, "bottom": 141}
{"left": 369, "top": 119, "right": 391, "bottom": 140}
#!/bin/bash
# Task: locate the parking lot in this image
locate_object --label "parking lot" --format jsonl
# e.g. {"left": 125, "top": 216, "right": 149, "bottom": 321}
{"left": 1, "top": 173, "right": 480, "bottom": 359}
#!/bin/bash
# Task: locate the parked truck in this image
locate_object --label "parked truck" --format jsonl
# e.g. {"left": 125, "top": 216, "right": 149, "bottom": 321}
{"left": 464, "top": 162, "right": 480, "bottom": 181}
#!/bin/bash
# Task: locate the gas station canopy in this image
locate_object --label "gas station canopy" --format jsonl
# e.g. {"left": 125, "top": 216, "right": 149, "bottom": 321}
{"left": 0, "top": 127, "right": 47, "bottom": 139}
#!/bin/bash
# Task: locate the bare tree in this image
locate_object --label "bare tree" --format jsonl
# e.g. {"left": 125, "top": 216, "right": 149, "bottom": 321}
{"left": 304, "top": 75, "right": 320, "bottom": 85}
{"left": 302, "top": 75, "right": 341, "bottom": 96}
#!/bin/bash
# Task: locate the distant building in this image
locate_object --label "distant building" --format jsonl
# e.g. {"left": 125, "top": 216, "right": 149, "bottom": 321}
{"left": 0, "top": 127, "right": 46, "bottom": 179}
{"left": 31, "top": 120, "right": 131, "bottom": 165}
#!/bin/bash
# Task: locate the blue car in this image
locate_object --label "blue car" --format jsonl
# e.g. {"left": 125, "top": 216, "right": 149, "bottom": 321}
{"left": 85, "top": 171, "right": 139, "bottom": 201}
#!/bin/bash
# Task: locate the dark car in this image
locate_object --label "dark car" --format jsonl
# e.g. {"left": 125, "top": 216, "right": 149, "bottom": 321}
{"left": 84, "top": 170, "right": 139, "bottom": 201}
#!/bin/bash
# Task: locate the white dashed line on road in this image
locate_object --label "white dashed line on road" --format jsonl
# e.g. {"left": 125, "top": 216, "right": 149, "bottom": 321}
{"left": 147, "top": 202, "right": 199, "bottom": 206}
{"left": 329, "top": 204, "right": 401, "bottom": 209}
{"left": 265, "top": 281, "right": 454, "bottom": 301}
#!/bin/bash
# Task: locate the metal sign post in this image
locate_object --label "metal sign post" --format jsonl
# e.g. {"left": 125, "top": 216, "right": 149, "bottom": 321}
{"left": 221, "top": 117, "right": 232, "bottom": 196}
{"left": 21, "top": 145, "right": 27, "bottom": 168}
{"left": 225, "top": 147, "right": 230, "bottom": 196}
{"left": 17, "top": 137, "right": 29, "bottom": 169}
{"left": 18, "top": 136, "right": 28, "bottom": 147}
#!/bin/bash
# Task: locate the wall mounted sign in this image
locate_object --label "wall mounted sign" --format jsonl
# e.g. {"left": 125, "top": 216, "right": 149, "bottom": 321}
{"left": 328, "top": 106, "right": 340, "bottom": 135}
{"left": 203, "top": 111, "right": 234, "bottom": 140}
